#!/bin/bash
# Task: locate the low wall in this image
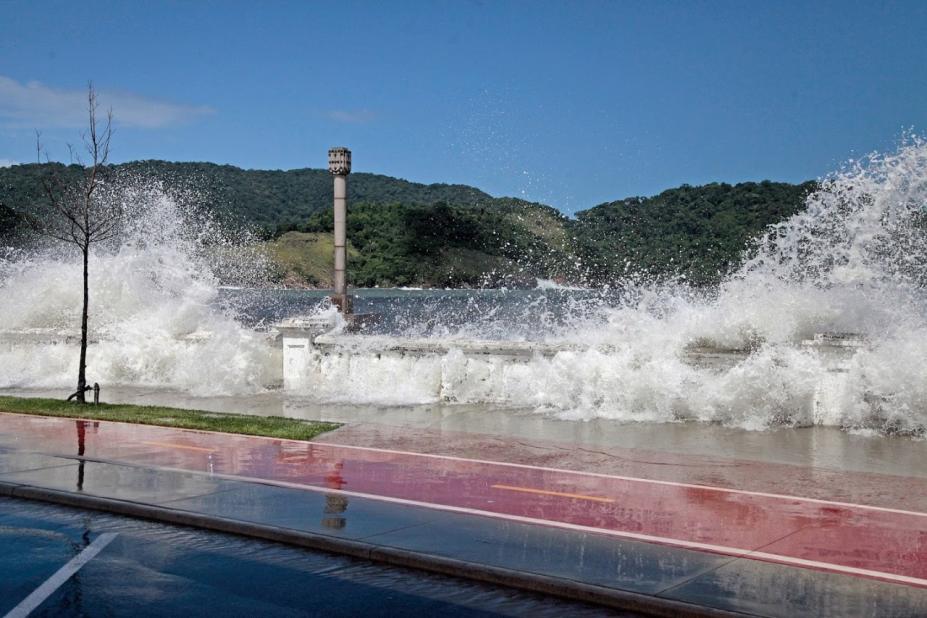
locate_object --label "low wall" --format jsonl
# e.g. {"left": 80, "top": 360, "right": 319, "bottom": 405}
{"left": 0, "top": 321, "right": 870, "bottom": 425}
{"left": 278, "top": 317, "right": 869, "bottom": 423}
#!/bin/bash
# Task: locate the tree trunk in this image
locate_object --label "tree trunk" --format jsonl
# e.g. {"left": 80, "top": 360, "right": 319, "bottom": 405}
{"left": 76, "top": 245, "right": 89, "bottom": 404}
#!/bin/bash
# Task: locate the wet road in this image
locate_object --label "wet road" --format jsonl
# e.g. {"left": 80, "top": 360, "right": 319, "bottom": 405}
{"left": 6, "top": 386, "right": 924, "bottom": 481}
{"left": 1, "top": 413, "right": 926, "bottom": 616}
{"left": 2, "top": 413, "right": 925, "bottom": 589}
{"left": 0, "top": 497, "right": 628, "bottom": 617}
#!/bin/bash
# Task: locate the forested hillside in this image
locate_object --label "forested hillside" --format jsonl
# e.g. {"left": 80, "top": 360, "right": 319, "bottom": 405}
{"left": 0, "top": 161, "right": 497, "bottom": 234}
{"left": 572, "top": 181, "right": 817, "bottom": 285}
{"left": 293, "top": 200, "right": 575, "bottom": 287}
{"left": 0, "top": 203, "right": 19, "bottom": 244}
{"left": 0, "top": 161, "right": 815, "bottom": 287}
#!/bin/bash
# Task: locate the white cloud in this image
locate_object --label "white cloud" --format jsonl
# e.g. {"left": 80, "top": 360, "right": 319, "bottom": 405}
{"left": 326, "top": 109, "right": 377, "bottom": 124}
{"left": 0, "top": 76, "right": 215, "bottom": 129}
{"left": 0, "top": 158, "right": 16, "bottom": 167}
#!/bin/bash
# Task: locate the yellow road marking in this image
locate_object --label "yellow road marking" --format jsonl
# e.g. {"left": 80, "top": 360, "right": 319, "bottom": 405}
{"left": 491, "top": 484, "right": 614, "bottom": 503}
{"left": 140, "top": 440, "right": 217, "bottom": 454}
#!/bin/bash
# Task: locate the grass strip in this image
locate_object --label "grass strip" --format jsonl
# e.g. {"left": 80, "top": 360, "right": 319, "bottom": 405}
{"left": 0, "top": 396, "right": 339, "bottom": 441}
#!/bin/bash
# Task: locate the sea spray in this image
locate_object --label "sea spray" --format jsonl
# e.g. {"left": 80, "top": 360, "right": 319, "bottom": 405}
{"left": 0, "top": 178, "right": 279, "bottom": 394}
{"left": 3, "top": 141, "right": 927, "bottom": 434}
{"left": 287, "top": 139, "right": 927, "bottom": 434}
{"left": 562, "top": 139, "right": 927, "bottom": 432}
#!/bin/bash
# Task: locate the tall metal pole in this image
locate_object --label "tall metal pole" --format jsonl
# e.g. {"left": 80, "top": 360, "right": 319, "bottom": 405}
{"left": 328, "top": 147, "right": 351, "bottom": 313}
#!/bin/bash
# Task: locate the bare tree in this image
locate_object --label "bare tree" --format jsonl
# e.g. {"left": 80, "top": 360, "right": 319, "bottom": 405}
{"left": 27, "top": 83, "right": 123, "bottom": 403}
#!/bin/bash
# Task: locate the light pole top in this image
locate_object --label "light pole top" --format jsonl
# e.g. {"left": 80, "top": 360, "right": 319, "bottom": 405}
{"left": 328, "top": 147, "right": 351, "bottom": 175}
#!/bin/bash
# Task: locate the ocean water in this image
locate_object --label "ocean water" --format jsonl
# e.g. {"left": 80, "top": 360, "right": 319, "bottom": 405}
{"left": 2, "top": 140, "right": 926, "bottom": 435}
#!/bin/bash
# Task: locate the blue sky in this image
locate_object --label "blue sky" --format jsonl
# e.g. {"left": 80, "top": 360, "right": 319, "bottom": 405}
{"left": 1, "top": 1, "right": 926, "bottom": 214}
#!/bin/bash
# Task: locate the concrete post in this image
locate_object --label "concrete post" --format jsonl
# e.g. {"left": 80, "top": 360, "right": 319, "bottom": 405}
{"left": 333, "top": 174, "right": 347, "bottom": 297}
{"left": 277, "top": 315, "right": 337, "bottom": 391}
{"left": 801, "top": 333, "right": 867, "bottom": 425}
{"left": 328, "top": 147, "right": 352, "bottom": 313}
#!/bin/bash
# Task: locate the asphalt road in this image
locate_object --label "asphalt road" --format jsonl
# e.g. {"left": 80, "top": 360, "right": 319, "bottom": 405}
{"left": 0, "top": 496, "right": 630, "bottom": 617}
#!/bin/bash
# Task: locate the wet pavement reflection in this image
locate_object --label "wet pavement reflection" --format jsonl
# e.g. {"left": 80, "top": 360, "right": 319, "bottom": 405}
{"left": 0, "top": 497, "right": 625, "bottom": 617}
{"left": 0, "top": 412, "right": 925, "bottom": 594}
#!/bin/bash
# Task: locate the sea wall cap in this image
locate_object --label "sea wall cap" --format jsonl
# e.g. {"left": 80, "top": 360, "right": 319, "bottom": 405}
{"left": 328, "top": 147, "right": 351, "bottom": 175}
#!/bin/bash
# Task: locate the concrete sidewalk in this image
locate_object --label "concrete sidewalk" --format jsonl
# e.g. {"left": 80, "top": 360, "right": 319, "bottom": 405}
{"left": 0, "top": 413, "right": 925, "bottom": 617}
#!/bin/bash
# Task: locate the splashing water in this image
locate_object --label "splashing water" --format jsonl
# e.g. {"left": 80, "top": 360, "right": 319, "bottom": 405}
{"left": 2, "top": 140, "right": 926, "bottom": 435}
{"left": 0, "top": 179, "right": 279, "bottom": 395}
{"left": 554, "top": 139, "right": 927, "bottom": 432}
{"left": 283, "top": 139, "right": 927, "bottom": 434}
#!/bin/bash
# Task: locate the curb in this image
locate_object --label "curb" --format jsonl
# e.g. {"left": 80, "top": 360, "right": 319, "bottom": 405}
{"left": 0, "top": 480, "right": 749, "bottom": 618}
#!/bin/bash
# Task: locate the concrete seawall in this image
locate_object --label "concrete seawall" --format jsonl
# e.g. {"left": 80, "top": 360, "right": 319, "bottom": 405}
{"left": 0, "top": 321, "right": 872, "bottom": 426}
{"left": 277, "top": 318, "right": 870, "bottom": 423}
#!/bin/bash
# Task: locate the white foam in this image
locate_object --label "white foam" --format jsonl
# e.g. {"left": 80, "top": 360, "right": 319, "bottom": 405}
{"left": 0, "top": 181, "right": 278, "bottom": 395}
{"left": 287, "top": 139, "right": 927, "bottom": 434}
{"left": 534, "top": 278, "right": 584, "bottom": 290}
{"left": 4, "top": 139, "right": 927, "bottom": 435}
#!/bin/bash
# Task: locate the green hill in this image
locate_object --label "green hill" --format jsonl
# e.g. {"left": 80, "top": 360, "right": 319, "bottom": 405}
{"left": 292, "top": 201, "right": 575, "bottom": 287}
{"left": 571, "top": 180, "right": 817, "bottom": 285}
{"left": 0, "top": 161, "right": 815, "bottom": 287}
{"left": 0, "top": 161, "right": 497, "bottom": 236}
{"left": 0, "top": 202, "right": 19, "bottom": 243}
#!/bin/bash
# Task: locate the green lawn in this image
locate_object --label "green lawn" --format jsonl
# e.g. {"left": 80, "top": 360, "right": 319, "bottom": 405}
{"left": 0, "top": 396, "right": 339, "bottom": 441}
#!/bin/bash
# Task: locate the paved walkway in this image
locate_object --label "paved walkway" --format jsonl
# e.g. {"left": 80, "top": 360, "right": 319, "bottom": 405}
{"left": 0, "top": 412, "right": 925, "bottom": 617}
{"left": 320, "top": 422, "right": 927, "bottom": 512}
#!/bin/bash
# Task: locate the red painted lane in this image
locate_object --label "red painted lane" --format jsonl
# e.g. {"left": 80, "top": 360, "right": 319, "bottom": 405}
{"left": 1, "top": 412, "right": 925, "bottom": 587}
{"left": 319, "top": 422, "right": 927, "bottom": 514}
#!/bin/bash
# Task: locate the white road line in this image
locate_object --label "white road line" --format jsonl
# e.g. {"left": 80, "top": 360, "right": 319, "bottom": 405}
{"left": 4, "top": 533, "right": 118, "bottom": 618}
{"left": 11, "top": 412, "right": 926, "bottom": 517}
{"left": 62, "top": 455, "right": 927, "bottom": 588}
{"left": 222, "top": 478, "right": 927, "bottom": 588}
{"left": 313, "top": 441, "right": 927, "bottom": 519}
{"left": 143, "top": 461, "right": 927, "bottom": 588}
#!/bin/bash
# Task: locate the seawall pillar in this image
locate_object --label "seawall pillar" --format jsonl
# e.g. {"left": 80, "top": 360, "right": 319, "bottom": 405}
{"left": 802, "top": 332, "right": 867, "bottom": 425}
{"left": 277, "top": 316, "right": 337, "bottom": 391}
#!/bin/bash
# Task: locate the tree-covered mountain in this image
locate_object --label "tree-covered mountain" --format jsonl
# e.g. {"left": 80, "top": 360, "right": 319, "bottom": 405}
{"left": 0, "top": 161, "right": 499, "bottom": 235}
{"left": 572, "top": 180, "right": 817, "bottom": 285}
{"left": 0, "top": 161, "right": 815, "bottom": 287}
{"left": 292, "top": 200, "right": 575, "bottom": 287}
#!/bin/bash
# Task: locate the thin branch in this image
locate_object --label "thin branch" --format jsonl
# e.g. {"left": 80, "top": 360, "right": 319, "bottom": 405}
{"left": 21, "top": 82, "right": 121, "bottom": 250}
